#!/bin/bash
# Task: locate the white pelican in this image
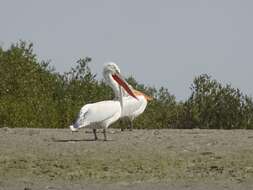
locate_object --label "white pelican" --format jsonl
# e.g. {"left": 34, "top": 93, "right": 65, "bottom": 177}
{"left": 101, "top": 63, "right": 153, "bottom": 130}
{"left": 120, "top": 86, "right": 153, "bottom": 130}
{"left": 69, "top": 63, "right": 138, "bottom": 141}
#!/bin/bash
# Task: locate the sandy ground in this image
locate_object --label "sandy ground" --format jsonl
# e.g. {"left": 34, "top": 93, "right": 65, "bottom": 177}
{"left": 0, "top": 128, "right": 253, "bottom": 190}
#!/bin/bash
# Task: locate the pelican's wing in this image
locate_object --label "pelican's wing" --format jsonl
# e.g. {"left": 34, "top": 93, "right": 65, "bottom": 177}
{"left": 80, "top": 100, "right": 120, "bottom": 124}
{"left": 122, "top": 96, "right": 147, "bottom": 117}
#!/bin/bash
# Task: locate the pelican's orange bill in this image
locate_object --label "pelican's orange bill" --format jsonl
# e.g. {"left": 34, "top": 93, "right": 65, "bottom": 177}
{"left": 112, "top": 74, "right": 139, "bottom": 100}
{"left": 133, "top": 89, "right": 153, "bottom": 101}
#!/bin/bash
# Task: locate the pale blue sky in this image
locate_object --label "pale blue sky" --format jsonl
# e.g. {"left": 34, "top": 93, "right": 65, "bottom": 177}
{"left": 1, "top": 0, "right": 252, "bottom": 100}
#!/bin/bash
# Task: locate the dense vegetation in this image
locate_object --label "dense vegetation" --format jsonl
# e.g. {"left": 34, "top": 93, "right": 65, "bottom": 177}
{"left": 0, "top": 42, "right": 253, "bottom": 129}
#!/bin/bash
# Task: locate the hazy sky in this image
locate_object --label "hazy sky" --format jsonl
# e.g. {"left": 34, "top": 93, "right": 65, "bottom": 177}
{"left": 1, "top": 0, "right": 252, "bottom": 100}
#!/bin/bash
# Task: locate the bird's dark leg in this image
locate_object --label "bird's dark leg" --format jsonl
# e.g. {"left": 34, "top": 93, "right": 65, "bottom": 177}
{"left": 120, "top": 119, "right": 124, "bottom": 131}
{"left": 103, "top": 129, "right": 107, "bottom": 141}
{"left": 129, "top": 119, "right": 133, "bottom": 131}
{"left": 93, "top": 129, "right": 98, "bottom": 140}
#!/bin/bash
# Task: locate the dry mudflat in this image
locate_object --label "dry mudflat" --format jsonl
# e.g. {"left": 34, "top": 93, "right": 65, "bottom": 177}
{"left": 0, "top": 128, "right": 253, "bottom": 190}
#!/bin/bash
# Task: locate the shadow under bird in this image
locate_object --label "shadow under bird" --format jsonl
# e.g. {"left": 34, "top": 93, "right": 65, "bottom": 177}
{"left": 69, "top": 63, "right": 138, "bottom": 141}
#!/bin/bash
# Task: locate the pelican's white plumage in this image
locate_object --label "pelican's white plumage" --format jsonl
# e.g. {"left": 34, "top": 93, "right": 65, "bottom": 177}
{"left": 69, "top": 63, "right": 137, "bottom": 140}
{"left": 122, "top": 94, "right": 146, "bottom": 119}
{"left": 73, "top": 100, "right": 122, "bottom": 129}
{"left": 121, "top": 88, "right": 152, "bottom": 130}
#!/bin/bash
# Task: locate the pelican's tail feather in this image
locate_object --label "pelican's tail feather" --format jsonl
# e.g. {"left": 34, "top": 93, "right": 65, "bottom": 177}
{"left": 69, "top": 124, "right": 78, "bottom": 132}
{"left": 69, "top": 105, "right": 90, "bottom": 132}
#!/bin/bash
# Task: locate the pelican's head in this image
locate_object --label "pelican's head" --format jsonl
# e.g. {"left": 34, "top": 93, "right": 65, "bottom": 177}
{"left": 103, "top": 62, "right": 138, "bottom": 100}
{"left": 103, "top": 62, "right": 121, "bottom": 76}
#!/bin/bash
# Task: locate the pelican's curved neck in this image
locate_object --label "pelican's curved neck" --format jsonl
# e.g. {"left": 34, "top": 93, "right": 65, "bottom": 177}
{"left": 104, "top": 72, "right": 121, "bottom": 99}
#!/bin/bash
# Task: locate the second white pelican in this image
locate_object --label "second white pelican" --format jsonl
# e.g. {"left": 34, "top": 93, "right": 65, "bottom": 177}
{"left": 103, "top": 63, "right": 153, "bottom": 130}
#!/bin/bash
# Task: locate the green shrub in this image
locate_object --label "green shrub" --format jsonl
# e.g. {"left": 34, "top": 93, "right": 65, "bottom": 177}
{"left": 187, "top": 74, "right": 253, "bottom": 129}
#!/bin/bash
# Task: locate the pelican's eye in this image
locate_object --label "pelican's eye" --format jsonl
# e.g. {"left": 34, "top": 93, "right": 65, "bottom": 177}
{"left": 115, "top": 69, "right": 120, "bottom": 74}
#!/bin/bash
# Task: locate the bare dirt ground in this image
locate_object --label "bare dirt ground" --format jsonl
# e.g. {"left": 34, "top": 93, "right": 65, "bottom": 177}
{"left": 0, "top": 128, "right": 253, "bottom": 190}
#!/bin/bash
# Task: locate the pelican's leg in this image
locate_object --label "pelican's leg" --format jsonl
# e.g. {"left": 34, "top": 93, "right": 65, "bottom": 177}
{"left": 126, "top": 118, "right": 133, "bottom": 131}
{"left": 120, "top": 120, "right": 124, "bottom": 131}
{"left": 129, "top": 120, "right": 133, "bottom": 131}
{"left": 93, "top": 129, "right": 98, "bottom": 140}
{"left": 103, "top": 129, "right": 107, "bottom": 141}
